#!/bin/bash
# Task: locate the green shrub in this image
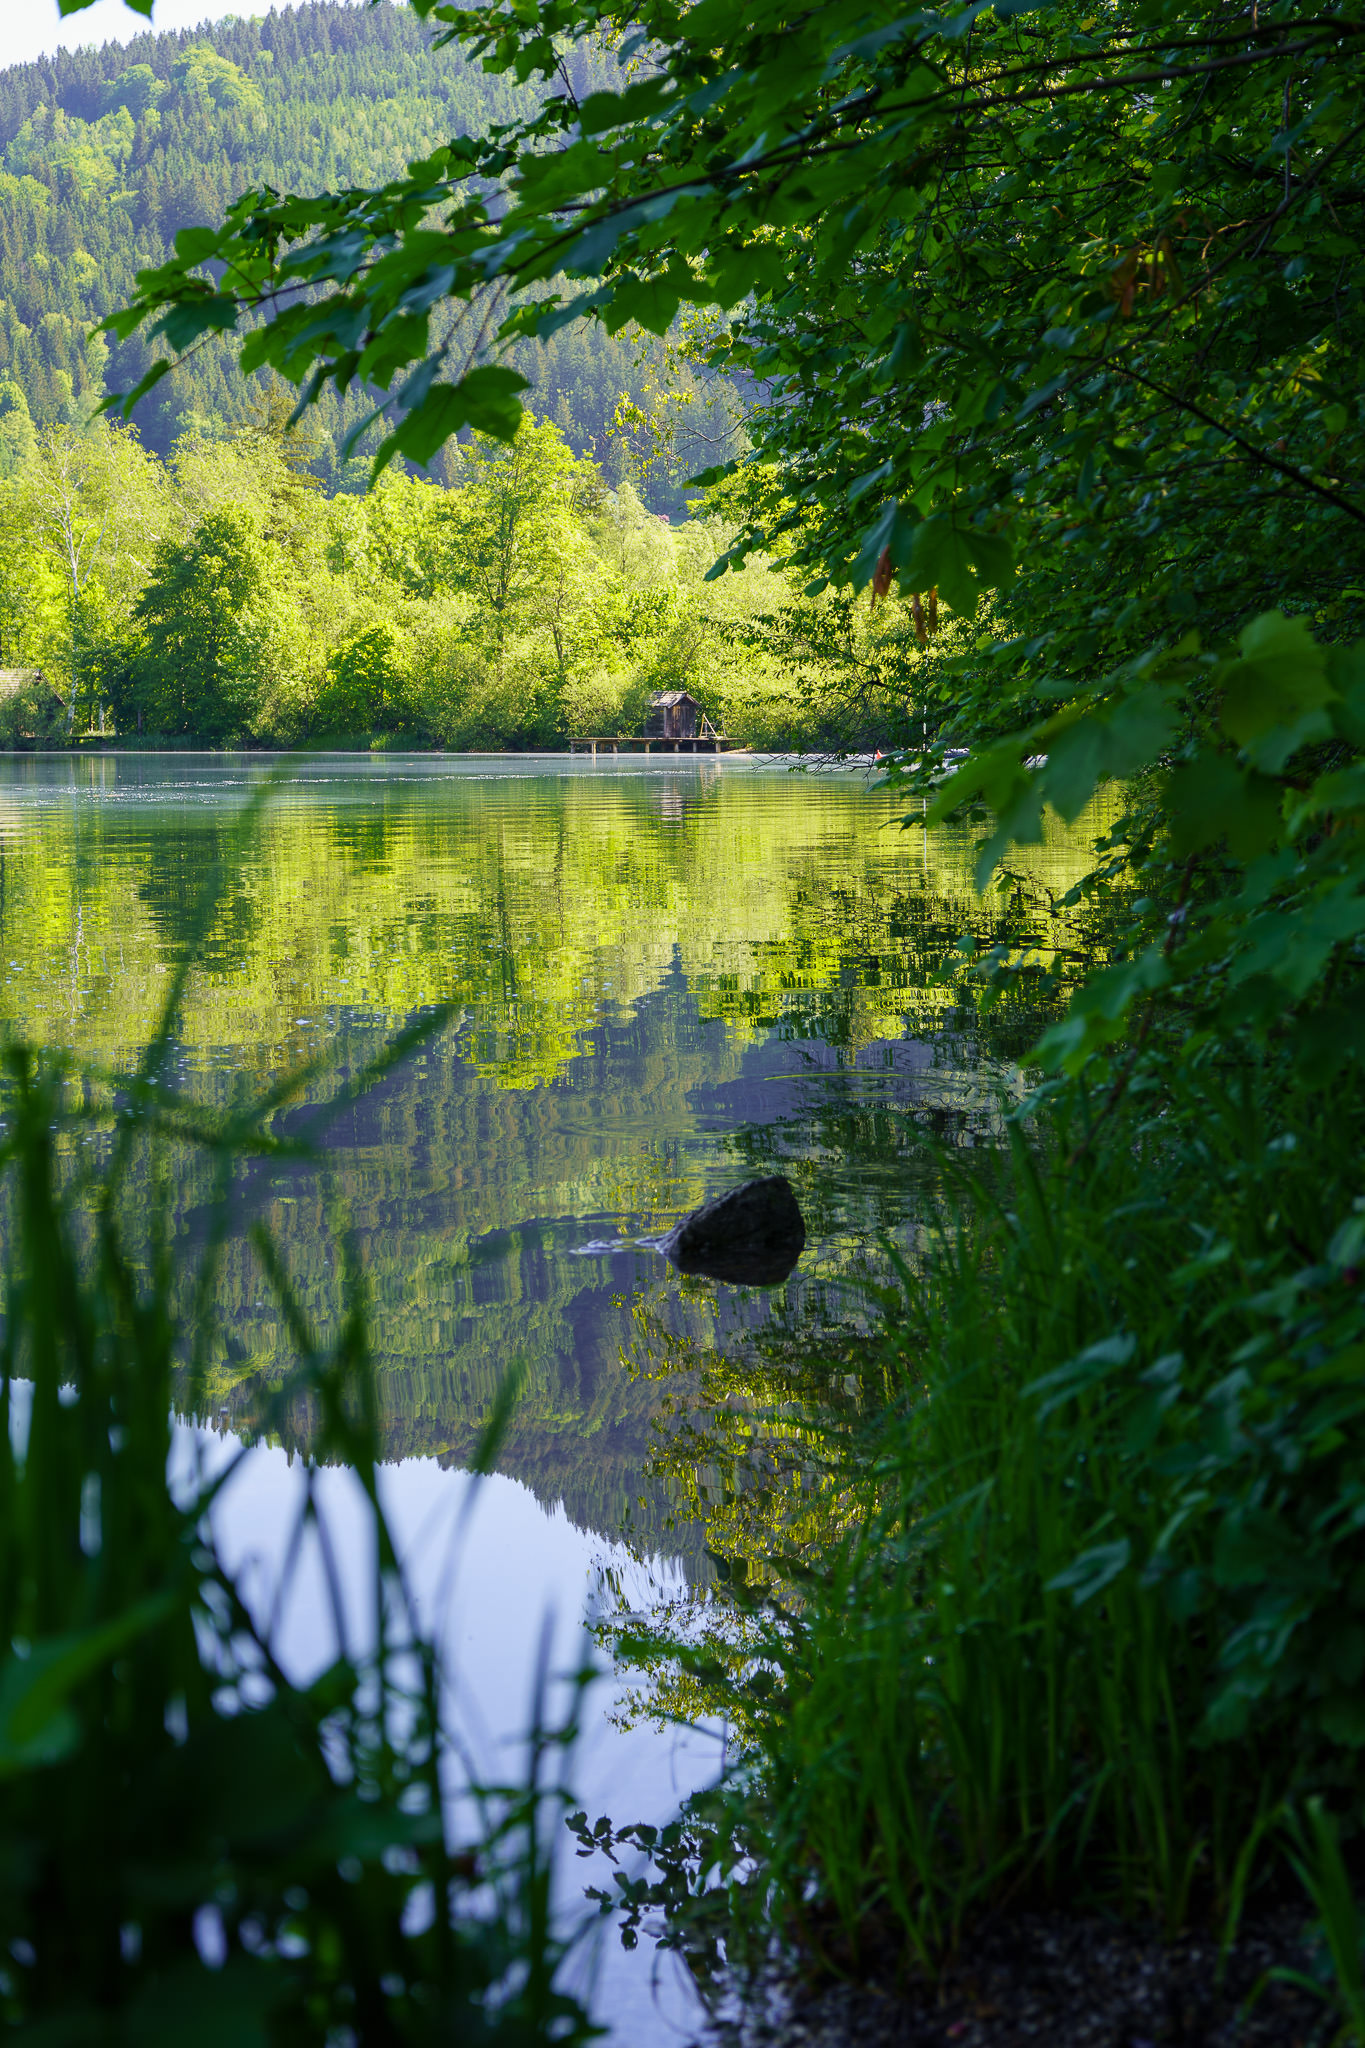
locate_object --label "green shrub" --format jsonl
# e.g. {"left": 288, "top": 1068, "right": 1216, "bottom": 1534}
{"left": 0, "top": 671, "right": 64, "bottom": 748}
{"left": 314, "top": 622, "right": 411, "bottom": 739}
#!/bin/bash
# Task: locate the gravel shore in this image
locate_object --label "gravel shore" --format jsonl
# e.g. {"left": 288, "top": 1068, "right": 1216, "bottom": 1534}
{"left": 706, "top": 1908, "right": 1332, "bottom": 2048}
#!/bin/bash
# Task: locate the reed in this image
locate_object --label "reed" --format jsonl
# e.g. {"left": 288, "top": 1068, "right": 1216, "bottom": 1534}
{"left": 649, "top": 1043, "right": 1365, "bottom": 2022}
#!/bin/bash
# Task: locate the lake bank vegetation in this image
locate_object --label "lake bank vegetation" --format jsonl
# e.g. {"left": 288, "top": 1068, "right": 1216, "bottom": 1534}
{"left": 20, "top": 0, "right": 1365, "bottom": 2035}
{"left": 0, "top": 404, "right": 927, "bottom": 752}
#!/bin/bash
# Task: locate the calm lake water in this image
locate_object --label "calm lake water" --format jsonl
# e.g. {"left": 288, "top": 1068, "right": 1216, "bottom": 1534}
{"left": 0, "top": 751, "right": 1107, "bottom": 2040}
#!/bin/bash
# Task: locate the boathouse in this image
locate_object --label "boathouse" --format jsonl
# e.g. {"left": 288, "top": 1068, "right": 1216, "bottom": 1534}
{"left": 569, "top": 688, "right": 734, "bottom": 755}
{"left": 644, "top": 690, "right": 701, "bottom": 741}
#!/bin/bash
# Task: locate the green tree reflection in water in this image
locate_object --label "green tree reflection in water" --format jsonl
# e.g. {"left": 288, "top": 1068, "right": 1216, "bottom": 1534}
{"left": 0, "top": 756, "right": 1116, "bottom": 1560}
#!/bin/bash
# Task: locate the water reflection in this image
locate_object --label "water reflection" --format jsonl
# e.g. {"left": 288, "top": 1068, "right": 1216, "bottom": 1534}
{"left": 0, "top": 753, "right": 1110, "bottom": 1550}
{"left": 0, "top": 752, "right": 1114, "bottom": 2038}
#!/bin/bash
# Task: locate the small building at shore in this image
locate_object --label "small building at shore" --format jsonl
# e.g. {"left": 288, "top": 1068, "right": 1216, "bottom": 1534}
{"left": 644, "top": 690, "right": 701, "bottom": 741}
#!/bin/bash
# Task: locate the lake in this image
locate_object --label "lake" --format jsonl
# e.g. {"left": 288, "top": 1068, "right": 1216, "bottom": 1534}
{"left": 0, "top": 751, "right": 1106, "bottom": 2039}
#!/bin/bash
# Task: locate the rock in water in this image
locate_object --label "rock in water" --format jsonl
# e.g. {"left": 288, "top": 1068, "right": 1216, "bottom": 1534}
{"left": 659, "top": 1175, "right": 805, "bottom": 1286}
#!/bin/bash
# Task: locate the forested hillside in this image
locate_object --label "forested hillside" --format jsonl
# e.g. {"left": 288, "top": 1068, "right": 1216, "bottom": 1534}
{"left": 0, "top": 0, "right": 841, "bottom": 750}
{"left": 0, "top": 0, "right": 703, "bottom": 492}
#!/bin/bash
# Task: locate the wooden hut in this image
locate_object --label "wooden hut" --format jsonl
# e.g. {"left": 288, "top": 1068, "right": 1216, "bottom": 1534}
{"left": 644, "top": 690, "right": 701, "bottom": 740}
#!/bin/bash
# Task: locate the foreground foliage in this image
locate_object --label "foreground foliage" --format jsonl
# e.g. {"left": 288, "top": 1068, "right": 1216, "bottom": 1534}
{"left": 595, "top": 1041, "right": 1365, "bottom": 2021}
{"left": 587, "top": 622, "right": 1365, "bottom": 2037}
{"left": 748, "top": 1067, "right": 1365, "bottom": 1955}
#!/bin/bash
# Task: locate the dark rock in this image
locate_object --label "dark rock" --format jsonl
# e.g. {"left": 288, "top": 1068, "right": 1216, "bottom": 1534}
{"left": 659, "top": 1176, "right": 805, "bottom": 1286}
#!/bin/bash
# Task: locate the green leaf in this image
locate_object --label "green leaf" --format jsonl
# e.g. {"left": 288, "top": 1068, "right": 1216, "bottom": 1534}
{"left": 709, "top": 239, "right": 791, "bottom": 307}
{"left": 154, "top": 296, "right": 242, "bottom": 353}
{"left": 901, "top": 514, "right": 1013, "bottom": 613}
{"left": 1047, "top": 1539, "right": 1132, "bottom": 1606}
{"left": 1165, "top": 752, "right": 1282, "bottom": 861}
{"left": 1218, "top": 610, "right": 1334, "bottom": 749}
{"left": 374, "top": 364, "right": 529, "bottom": 474}
{"left": 173, "top": 227, "right": 230, "bottom": 266}
{"left": 1025, "top": 1333, "right": 1136, "bottom": 1420}
{"left": 578, "top": 78, "right": 674, "bottom": 137}
{"left": 608, "top": 267, "right": 688, "bottom": 336}
{"left": 0, "top": 1596, "right": 176, "bottom": 1777}
{"left": 1032, "top": 949, "right": 1170, "bottom": 1074}
{"left": 563, "top": 191, "right": 687, "bottom": 276}
{"left": 1042, "top": 684, "right": 1174, "bottom": 821}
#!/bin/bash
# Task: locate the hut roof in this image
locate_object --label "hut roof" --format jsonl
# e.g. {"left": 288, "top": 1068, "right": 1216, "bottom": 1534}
{"left": 649, "top": 689, "right": 699, "bottom": 707}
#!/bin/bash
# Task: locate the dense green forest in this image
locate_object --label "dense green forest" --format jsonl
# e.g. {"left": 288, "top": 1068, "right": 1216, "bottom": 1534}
{"left": 0, "top": 405, "right": 919, "bottom": 747}
{"left": 0, "top": 0, "right": 727, "bottom": 497}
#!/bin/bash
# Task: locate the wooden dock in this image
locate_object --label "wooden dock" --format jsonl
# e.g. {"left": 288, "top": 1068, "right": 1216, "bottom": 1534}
{"left": 568, "top": 735, "right": 743, "bottom": 757}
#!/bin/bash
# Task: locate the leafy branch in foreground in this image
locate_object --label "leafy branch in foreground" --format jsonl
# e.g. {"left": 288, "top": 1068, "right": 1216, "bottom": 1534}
{"left": 885, "top": 607, "right": 1365, "bottom": 1092}
{"left": 97, "top": 0, "right": 1364, "bottom": 673}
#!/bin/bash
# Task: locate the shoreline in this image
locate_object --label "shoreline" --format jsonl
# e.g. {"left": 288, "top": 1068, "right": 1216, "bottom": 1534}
{"left": 739, "top": 1904, "right": 1328, "bottom": 2048}
{"left": 0, "top": 747, "right": 887, "bottom": 771}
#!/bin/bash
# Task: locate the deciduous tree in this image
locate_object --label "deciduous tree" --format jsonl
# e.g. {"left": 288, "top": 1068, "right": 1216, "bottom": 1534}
{"left": 132, "top": 506, "right": 273, "bottom": 740}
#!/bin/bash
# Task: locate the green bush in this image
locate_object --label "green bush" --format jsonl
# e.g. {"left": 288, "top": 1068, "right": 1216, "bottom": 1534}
{"left": 314, "top": 622, "right": 411, "bottom": 740}
{"left": 132, "top": 508, "right": 274, "bottom": 742}
{"left": 0, "top": 672, "right": 64, "bottom": 748}
{"left": 615, "top": 1045, "right": 1364, "bottom": 2003}
{"left": 771, "top": 1055, "right": 1364, "bottom": 1930}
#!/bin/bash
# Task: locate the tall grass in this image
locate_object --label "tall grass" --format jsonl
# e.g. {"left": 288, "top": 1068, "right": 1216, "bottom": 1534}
{"left": 0, "top": 783, "right": 593, "bottom": 2042}
{"left": 649, "top": 1044, "right": 1365, "bottom": 2000}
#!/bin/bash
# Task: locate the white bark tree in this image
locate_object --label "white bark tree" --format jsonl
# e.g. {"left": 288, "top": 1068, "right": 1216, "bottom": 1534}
{"left": 22, "top": 423, "right": 169, "bottom": 736}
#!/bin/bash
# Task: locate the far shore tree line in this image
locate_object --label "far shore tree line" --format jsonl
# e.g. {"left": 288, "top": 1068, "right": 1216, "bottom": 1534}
{"left": 0, "top": 391, "right": 930, "bottom": 753}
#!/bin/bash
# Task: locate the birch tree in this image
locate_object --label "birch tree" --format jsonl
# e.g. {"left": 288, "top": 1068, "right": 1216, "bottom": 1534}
{"left": 21, "top": 422, "right": 168, "bottom": 735}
